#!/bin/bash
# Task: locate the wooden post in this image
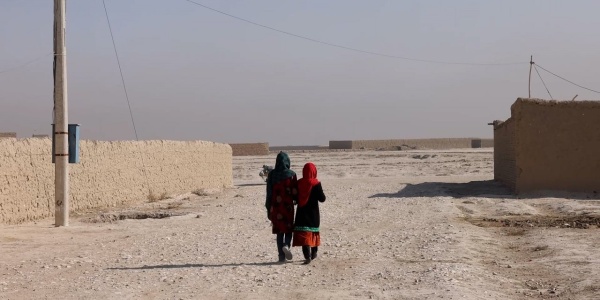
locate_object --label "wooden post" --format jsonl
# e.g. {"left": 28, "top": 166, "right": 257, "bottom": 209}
{"left": 528, "top": 55, "right": 533, "bottom": 98}
{"left": 54, "top": 0, "right": 69, "bottom": 227}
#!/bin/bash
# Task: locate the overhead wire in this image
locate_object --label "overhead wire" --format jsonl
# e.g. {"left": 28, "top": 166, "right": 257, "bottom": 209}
{"left": 533, "top": 65, "right": 553, "bottom": 100}
{"left": 102, "top": 0, "right": 141, "bottom": 141}
{"left": 102, "top": 0, "right": 152, "bottom": 194}
{"left": 535, "top": 63, "right": 600, "bottom": 95}
{"left": 183, "top": 0, "right": 527, "bottom": 66}
{"left": 0, "top": 53, "right": 53, "bottom": 74}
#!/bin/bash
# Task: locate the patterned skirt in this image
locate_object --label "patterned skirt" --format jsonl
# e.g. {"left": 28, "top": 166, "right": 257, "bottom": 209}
{"left": 292, "top": 231, "right": 321, "bottom": 247}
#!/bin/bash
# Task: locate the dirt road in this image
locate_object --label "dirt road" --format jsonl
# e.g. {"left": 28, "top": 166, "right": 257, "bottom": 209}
{"left": 1, "top": 150, "right": 599, "bottom": 299}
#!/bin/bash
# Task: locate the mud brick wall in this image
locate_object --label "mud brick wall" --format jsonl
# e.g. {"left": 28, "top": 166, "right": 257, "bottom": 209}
{"left": 480, "top": 139, "right": 494, "bottom": 148}
{"left": 493, "top": 118, "right": 517, "bottom": 192}
{"left": 513, "top": 98, "right": 600, "bottom": 193}
{"left": 0, "top": 139, "right": 232, "bottom": 224}
{"left": 229, "top": 143, "right": 269, "bottom": 156}
{"left": 471, "top": 139, "right": 483, "bottom": 148}
{"left": 270, "top": 145, "right": 328, "bottom": 151}
{"left": 0, "top": 132, "right": 17, "bottom": 138}
{"left": 330, "top": 138, "right": 475, "bottom": 150}
{"left": 329, "top": 140, "right": 353, "bottom": 150}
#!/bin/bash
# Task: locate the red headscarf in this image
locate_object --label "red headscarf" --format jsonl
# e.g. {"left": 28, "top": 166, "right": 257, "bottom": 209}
{"left": 297, "top": 162, "right": 320, "bottom": 208}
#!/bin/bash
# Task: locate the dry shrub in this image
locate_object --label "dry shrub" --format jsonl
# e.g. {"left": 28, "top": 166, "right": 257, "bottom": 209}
{"left": 505, "top": 228, "right": 527, "bottom": 236}
{"left": 167, "top": 202, "right": 183, "bottom": 209}
{"left": 148, "top": 191, "right": 170, "bottom": 202}
{"left": 192, "top": 189, "right": 209, "bottom": 196}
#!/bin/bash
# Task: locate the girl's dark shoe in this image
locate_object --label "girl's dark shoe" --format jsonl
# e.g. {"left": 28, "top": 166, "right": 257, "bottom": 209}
{"left": 302, "top": 246, "right": 311, "bottom": 260}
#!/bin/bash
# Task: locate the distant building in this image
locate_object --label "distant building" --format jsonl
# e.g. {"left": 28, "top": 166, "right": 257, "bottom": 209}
{"left": 229, "top": 143, "right": 269, "bottom": 156}
{"left": 0, "top": 132, "right": 17, "bottom": 138}
{"left": 329, "top": 138, "right": 492, "bottom": 150}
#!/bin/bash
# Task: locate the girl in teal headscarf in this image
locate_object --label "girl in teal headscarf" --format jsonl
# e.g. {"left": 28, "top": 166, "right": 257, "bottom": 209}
{"left": 265, "top": 151, "right": 298, "bottom": 262}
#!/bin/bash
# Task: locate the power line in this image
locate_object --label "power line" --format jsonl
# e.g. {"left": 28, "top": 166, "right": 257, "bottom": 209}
{"left": 183, "top": 0, "right": 527, "bottom": 67}
{"left": 535, "top": 63, "right": 600, "bottom": 95}
{"left": 103, "top": 0, "right": 151, "bottom": 193}
{"left": 0, "top": 53, "right": 52, "bottom": 74}
{"left": 533, "top": 65, "right": 553, "bottom": 100}
{"left": 102, "top": 0, "right": 140, "bottom": 141}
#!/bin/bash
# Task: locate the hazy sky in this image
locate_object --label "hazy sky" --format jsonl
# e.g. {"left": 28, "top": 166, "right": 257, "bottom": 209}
{"left": 1, "top": 1, "right": 600, "bottom": 145}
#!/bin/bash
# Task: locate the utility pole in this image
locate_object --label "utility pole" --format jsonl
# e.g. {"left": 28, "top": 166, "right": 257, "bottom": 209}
{"left": 528, "top": 55, "right": 533, "bottom": 98}
{"left": 54, "top": 0, "right": 69, "bottom": 226}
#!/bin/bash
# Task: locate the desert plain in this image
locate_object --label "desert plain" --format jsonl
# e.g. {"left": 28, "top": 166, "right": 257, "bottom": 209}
{"left": 1, "top": 149, "right": 599, "bottom": 299}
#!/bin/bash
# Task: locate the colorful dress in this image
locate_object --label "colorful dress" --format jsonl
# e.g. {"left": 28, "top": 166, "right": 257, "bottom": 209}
{"left": 293, "top": 163, "right": 326, "bottom": 248}
{"left": 265, "top": 152, "right": 297, "bottom": 234}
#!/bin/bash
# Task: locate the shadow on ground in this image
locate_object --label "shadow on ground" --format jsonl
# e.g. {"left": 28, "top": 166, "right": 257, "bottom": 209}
{"left": 108, "top": 261, "right": 280, "bottom": 270}
{"left": 235, "top": 183, "right": 266, "bottom": 187}
{"left": 369, "top": 180, "right": 600, "bottom": 200}
{"left": 369, "top": 180, "right": 512, "bottom": 199}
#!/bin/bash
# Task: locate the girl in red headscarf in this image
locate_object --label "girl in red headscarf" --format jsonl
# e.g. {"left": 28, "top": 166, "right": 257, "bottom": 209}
{"left": 292, "top": 162, "right": 327, "bottom": 264}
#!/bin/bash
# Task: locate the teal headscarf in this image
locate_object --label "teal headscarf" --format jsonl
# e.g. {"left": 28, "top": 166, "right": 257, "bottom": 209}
{"left": 265, "top": 152, "right": 296, "bottom": 212}
{"left": 269, "top": 151, "right": 295, "bottom": 184}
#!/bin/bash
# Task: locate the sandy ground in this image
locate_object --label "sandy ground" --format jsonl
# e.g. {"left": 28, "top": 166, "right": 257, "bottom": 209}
{"left": 1, "top": 149, "right": 600, "bottom": 300}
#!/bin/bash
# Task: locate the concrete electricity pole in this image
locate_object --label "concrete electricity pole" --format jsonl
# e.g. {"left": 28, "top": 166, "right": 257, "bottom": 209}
{"left": 53, "top": 0, "right": 69, "bottom": 227}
